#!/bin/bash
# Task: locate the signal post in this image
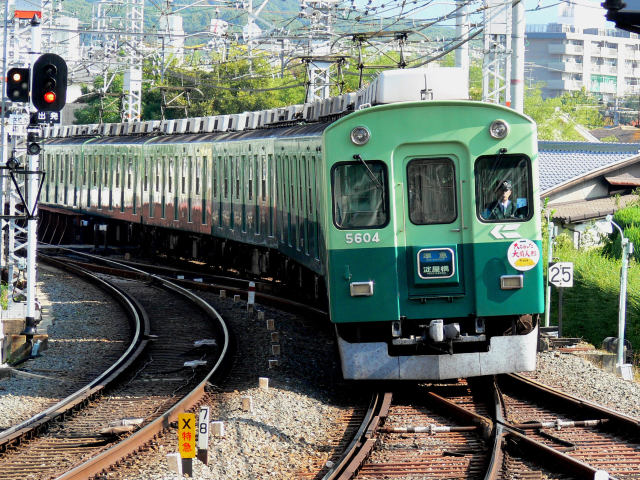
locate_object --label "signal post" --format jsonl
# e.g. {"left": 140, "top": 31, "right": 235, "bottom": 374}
{"left": 0, "top": 9, "right": 66, "bottom": 364}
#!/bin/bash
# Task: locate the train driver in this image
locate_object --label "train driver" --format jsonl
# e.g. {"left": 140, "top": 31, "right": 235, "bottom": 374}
{"left": 484, "top": 180, "right": 518, "bottom": 220}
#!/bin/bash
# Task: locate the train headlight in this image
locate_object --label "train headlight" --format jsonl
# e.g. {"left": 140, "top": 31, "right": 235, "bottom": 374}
{"left": 500, "top": 274, "right": 523, "bottom": 290}
{"left": 489, "top": 120, "right": 509, "bottom": 139}
{"left": 350, "top": 281, "right": 374, "bottom": 296}
{"left": 350, "top": 126, "right": 370, "bottom": 145}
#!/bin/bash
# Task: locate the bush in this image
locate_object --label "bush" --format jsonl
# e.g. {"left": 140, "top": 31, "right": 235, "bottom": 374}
{"left": 614, "top": 206, "right": 640, "bottom": 229}
{"left": 603, "top": 206, "right": 640, "bottom": 261}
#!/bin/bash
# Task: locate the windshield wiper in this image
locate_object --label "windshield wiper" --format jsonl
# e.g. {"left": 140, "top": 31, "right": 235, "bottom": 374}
{"left": 353, "top": 154, "right": 383, "bottom": 190}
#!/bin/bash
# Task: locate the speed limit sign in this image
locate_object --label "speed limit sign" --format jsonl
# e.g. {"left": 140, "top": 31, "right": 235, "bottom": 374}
{"left": 548, "top": 262, "right": 574, "bottom": 287}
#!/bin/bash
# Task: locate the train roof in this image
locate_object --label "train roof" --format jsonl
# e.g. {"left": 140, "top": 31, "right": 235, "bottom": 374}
{"left": 46, "top": 67, "right": 469, "bottom": 141}
{"left": 46, "top": 122, "right": 330, "bottom": 146}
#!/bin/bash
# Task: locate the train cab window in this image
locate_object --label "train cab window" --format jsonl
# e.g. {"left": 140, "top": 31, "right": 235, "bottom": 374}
{"left": 475, "top": 155, "right": 532, "bottom": 222}
{"left": 407, "top": 158, "right": 456, "bottom": 225}
{"left": 332, "top": 160, "right": 388, "bottom": 229}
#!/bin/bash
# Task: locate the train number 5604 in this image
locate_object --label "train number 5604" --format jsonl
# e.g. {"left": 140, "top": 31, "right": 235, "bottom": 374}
{"left": 345, "top": 232, "right": 380, "bottom": 244}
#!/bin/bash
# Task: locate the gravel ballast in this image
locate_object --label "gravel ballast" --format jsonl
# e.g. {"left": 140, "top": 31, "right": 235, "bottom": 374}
{"left": 1, "top": 269, "right": 639, "bottom": 479}
{"left": 0, "top": 265, "right": 131, "bottom": 431}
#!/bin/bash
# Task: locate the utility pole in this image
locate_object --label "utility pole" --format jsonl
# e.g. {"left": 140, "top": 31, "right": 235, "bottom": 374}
{"left": 482, "top": 0, "right": 512, "bottom": 106}
{"left": 510, "top": 0, "right": 525, "bottom": 112}
{"left": 301, "top": 0, "right": 340, "bottom": 102}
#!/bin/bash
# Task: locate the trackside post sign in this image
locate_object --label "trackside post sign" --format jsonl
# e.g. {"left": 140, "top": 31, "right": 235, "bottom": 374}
{"left": 178, "top": 413, "right": 196, "bottom": 458}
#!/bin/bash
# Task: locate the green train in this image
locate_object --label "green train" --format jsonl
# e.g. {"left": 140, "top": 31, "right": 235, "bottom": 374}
{"left": 40, "top": 68, "right": 544, "bottom": 380}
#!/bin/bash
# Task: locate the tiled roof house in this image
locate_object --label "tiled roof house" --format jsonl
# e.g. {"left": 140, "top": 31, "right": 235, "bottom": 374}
{"left": 538, "top": 141, "right": 640, "bottom": 245}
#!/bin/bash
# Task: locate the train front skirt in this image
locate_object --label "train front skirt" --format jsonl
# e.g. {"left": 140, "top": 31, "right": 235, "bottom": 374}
{"left": 337, "top": 324, "right": 538, "bottom": 380}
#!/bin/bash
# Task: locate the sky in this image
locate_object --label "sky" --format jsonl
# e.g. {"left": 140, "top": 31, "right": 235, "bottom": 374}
{"left": 524, "top": 0, "right": 613, "bottom": 27}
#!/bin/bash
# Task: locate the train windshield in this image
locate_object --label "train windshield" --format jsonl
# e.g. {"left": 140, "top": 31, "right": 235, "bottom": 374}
{"left": 332, "top": 161, "right": 388, "bottom": 229}
{"left": 407, "top": 158, "right": 457, "bottom": 225}
{"left": 475, "top": 154, "right": 532, "bottom": 222}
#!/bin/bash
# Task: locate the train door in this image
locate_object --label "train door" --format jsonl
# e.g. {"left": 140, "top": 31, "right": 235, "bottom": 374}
{"left": 80, "top": 154, "right": 87, "bottom": 209}
{"left": 212, "top": 155, "right": 220, "bottom": 228}
{"left": 72, "top": 154, "right": 77, "bottom": 207}
{"left": 62, "top": 154, "right": 68, "bottom": 205}
{"left": 241, "top": 155, "right": 247, "bottom": 232}
{"left": 131, "top": 153, "right": 137, "bottom": 215}
{"left": 394, "top": 151, "right": 465, "bottom": 303}
{"left": 246, "top": 154, "right": 253, "bottom": 233}
{"left": 89, "top": 154, "right": 96, "bottom": 209}
{"left": 172, "top": 155, "right": 179, "bottom": 221}
{"left": 200, "top": 155, "right": 207, "bottom": 225}
{"left": 301, "top": 155, "right": 309, "bottom": 255}
{"left": 97, "top": 154, "right": 103, "bottom": 209}
{"left": 187, "top": 155, "right": 193, "bottom": 224}
{"left": 291, "top": 155, "right": 299, "bottom": 250}
{"left": 253, "top": 154, "right": 259, "bottom": 235}
{"left": 119, "top": 155, "right": 125, "bottom": 212}
{"left": 284, "top": 156, "right": 291, "bottom": 246}
{"left": 225, "top": 155, "right": 232, "bottom": 230}
{"left": 276, "top": 155, "right": 283, "bottom": 243}
{"left": 108, "top": 154, "right": 114, "bottom": 211}
{"left": 236, "top": 155, "right": 243, "bottom": 231}
{"left": 267, "top": 154, "right": 274, "bottom": 238}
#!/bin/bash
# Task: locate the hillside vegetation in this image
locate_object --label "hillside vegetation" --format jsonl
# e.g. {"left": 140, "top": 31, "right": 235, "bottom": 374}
{"left": 547, "top": 203, "right": 640, "bottom": 354}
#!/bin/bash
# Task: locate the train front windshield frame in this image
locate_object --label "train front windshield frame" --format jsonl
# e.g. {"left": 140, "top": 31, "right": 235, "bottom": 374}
{"left": 331, "top": 160, "right": 389, "bottom": 229}
{"left": 475, "top": 154, "right": 533, "bottom": 222}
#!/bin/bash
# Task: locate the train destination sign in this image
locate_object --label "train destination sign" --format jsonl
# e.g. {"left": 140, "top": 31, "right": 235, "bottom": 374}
{"left": 416, "top": 248, "right": 455, "bottom": 279}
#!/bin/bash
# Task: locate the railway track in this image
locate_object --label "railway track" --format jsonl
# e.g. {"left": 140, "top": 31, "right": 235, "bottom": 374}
{"left": 0, "top": 253, "right": 231, "bottom": 480}
{"left": 325, "top": 375, "right": 640, "bottom": 480}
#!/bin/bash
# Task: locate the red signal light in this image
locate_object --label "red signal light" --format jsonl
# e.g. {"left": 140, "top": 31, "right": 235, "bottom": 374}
{"left": 44, "top": 91, "right": 56, "bottom": 104}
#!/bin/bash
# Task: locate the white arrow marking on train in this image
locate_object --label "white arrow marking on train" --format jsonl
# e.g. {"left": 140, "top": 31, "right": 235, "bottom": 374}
{"left": 490, "top": 224, "right": 521, "bottom": 239}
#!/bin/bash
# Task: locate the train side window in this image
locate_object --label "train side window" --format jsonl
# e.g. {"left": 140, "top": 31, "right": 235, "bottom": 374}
{"left": 143, "top": 157, "right": 149, "bottom": 191}
{"left": 196, "top": 156, "right": 201, "bottom": 196}
{"left": 156, "top": 159, "right": 160, "bottom": 192}
{"left": 407, "top": 158, "right": 457, "bottom": 225}
{"left": 475, "top": 154, "right": 532, "bottom": 222}
{"left": 262, "top": 155, "right": 267, "bottom": 202}
{"left": 168, "top": 158, "right": 174, "bottom": 193}
{"left": 83, "top": 155, "right": 89, "bottom": 186}
{"left": 332, "top": 160, "right": 388, "bottom": 229}
{"left": 224, "top": 157, "right": 229, "bottom": 198}
{"left": 94, "top": 156, "right": 99, "bottom": 185}
{"left": 248, "top": 156, "right": 253, "bottom": 201}
{"left": 235, "top": 158, "right": 241, "bottom": 199}
{"left": 127, "top": 159, "right": 132, "bottom": 190}
{"left": 213, "top": 156, "right": 218, "bottom": 198}
{"left": 182, "top": 158, "right": 187, "bottom": 194}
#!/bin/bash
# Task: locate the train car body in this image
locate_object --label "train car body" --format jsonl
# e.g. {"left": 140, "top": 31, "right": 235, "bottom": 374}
{"left": 40, "top": 68, "right": 543, "bottom": 380}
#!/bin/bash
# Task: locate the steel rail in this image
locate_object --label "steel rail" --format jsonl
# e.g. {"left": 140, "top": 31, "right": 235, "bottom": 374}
{"left": 496, "top": 373, "right": 629, "bottom": 479}
{"left": 321, "top": 392, "right": 392, "bottom": 480}
{"left": 53, "top": 254, "right": 232, "bottom": 480}
{"left": 502, "top": 373, "right": 640, "bottom": 432}
{"left": 43, "top": 246, "right": 329, "bottom": 318}
{"left": 0, "top": 254, "right": 150, "bottom": 450}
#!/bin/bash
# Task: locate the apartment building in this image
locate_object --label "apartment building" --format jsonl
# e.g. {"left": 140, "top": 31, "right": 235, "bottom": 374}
{"left": 525, "top": 0, "right": 640, "bottom": 101}
{"left": 526, "top": 23, "right": 640, "bottom": 101}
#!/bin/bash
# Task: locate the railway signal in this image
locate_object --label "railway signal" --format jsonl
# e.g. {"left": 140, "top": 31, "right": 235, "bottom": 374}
{"left": 6, "top": 67, "right": 30, "bottom": 102}
{"left": 31, "top": 53, "right": 67, "bottom": 112}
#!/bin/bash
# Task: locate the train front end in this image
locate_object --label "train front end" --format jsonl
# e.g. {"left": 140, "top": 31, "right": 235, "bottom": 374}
{"left": 324, "top": 96, "right": 543, "bottom": 380}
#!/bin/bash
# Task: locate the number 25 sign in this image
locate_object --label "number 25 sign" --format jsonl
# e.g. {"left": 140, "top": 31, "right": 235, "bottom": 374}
{"left": 548, "top": 262, "right": 573, "bottom": 288}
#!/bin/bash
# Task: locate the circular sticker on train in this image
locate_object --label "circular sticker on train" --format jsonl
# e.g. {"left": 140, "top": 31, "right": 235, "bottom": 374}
{"left": 507, "top": 239, "right": 540, "bottom": 271}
